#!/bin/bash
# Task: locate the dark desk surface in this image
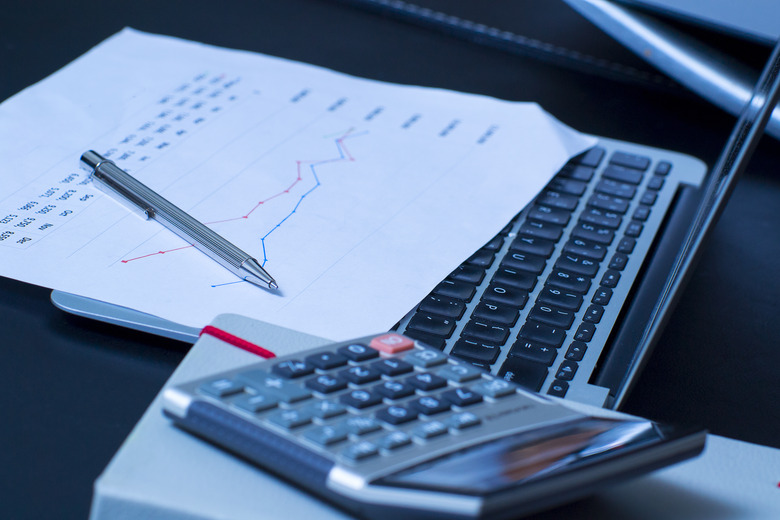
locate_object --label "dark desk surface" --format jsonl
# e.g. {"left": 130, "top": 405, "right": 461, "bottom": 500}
{"left": 2, "top": 1, "right": 779, "bottom": 518}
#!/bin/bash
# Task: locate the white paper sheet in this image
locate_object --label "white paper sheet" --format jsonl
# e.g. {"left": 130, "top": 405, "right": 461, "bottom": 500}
{"left": 0, "top": 28, "right": 595, "bottom": 340}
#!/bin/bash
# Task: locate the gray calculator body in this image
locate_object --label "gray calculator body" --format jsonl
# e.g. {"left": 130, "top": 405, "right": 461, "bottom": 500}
{"left": 162, "top": 333, "right": 704, "bottom": 519}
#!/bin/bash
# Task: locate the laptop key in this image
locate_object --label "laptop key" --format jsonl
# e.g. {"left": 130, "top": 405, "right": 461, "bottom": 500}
{"left": 547, "top": 269, "right": 592, "bottom": 294}
{"left": 537, "top": 286, "right": 583, "bottom": 311}
{"left": 482, "top": 283, "right": 529, "bottom": 308}
{"left": 509, "top": 338, "right": 557, "bottom": 365}
{"left": 418, "top": 294, "right": 466, "bottom": 319}
{"left": 434, "top": 279, "right": 476, "bottom": 301}
{"left": 528, "top": 205, "right": 571, "bottom": 226}
{"left": 473, "top": 301, "right": 520, "bottom": 326}
{"left": 501, "top": 251, "right": 547, "bottom": 274}
{"left": 571, "top": 222, "right": 615, "bottom": 245}
{"left": 609, "top": 151, "right": 650, "bottom": 171}
{"left": 547, "top": 177, "right": 587, "bottom": 196}
{"left": 520, "top": 220, "right": 564, "bottom": 241}
{"left": 529, "top": 304, "right": 575, "bottom": 329}
{"left": 407, "top": 313, "right": 456, "bottom": 338}
{"left": 498, "top": 357, "right": 548, "bottom": 392}
{"left": 588, "top": 192, "right": 629, "bottom": 214}
{"left": 555, "top": 254, "right": 600, "bottom": 277}
{"left": 508, "top": 235, "right": 555, "bottom": 258}
{"left": 563, "top": 238, "right": 608, "bottom": 261}
{"left": 449, "top": 264, "right": 485, "bottom": 284}
{"left": 462, "top": 320, "right": 510, "bottom": 345}
{"left": 595, "top": 179, "right": 637, "bottom": 199}
{"left": 451, "top": 338, "right": 501, "bottom": 364}
{"left": 537, "top": 190, "right": 579, "bottom": 211}
{"left": 492, "top": 266, "right": 538, "bottom": 291}
{"left": 602, "top": 164, "right": 644, "bottom": 185}
{"left": 519, "top": 320, "right": 566, "bottom": 348}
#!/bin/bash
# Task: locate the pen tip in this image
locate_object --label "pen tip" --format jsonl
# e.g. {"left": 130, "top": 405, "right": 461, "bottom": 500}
{"left": 269, "top": 281, "right": 279, "bottom": 290}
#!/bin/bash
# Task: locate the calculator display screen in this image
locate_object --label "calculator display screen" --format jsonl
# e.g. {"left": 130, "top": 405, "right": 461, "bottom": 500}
{"left": 379, "top": 418, "right": 660, "bottom": 495}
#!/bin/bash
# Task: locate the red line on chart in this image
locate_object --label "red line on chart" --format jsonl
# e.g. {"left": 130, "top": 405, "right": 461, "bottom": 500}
{"left": 120, "top": 128, "right": 362, "bottom": 265}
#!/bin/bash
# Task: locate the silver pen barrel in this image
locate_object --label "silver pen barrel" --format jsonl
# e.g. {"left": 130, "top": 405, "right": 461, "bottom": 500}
{"left": 81, "top": 151, "right": 278, "bottom": 290}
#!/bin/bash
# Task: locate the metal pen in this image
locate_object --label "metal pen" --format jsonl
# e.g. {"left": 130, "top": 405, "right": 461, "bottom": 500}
{"left": 80, "top": 150, "right": 278, "bottom": 290}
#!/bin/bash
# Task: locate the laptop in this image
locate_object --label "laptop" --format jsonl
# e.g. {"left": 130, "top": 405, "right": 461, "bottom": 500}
{"left": 51, "top": 5, "right": 780, "bottom": 412}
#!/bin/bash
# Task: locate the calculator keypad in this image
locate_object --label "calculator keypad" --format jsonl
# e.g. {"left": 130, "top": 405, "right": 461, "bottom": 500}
{"left": 195, "top": 333, "right": 550, "bottom": 466}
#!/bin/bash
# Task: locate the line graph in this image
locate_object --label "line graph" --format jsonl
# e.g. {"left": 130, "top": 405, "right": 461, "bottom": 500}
{"left": 119, "top": 128, "right": 365, "bottom": 275}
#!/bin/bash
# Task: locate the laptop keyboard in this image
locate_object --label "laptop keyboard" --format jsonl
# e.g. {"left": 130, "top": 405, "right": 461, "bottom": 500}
{"left": 394, "top": 142, "right": 689, "bottom": 407}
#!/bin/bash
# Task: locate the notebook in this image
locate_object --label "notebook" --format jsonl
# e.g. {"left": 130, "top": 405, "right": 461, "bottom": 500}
{"left": 52, "top": 28, "right": 780, "bottom": 413}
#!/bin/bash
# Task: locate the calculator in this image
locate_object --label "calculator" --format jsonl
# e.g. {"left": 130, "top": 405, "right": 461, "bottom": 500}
{"left": 162, "top": 332, "right": 705, "bottom": 519}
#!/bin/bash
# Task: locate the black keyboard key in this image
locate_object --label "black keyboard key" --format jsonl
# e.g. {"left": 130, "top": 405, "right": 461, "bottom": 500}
{"left": 498, "top": 357, "right": 548, "bottom": 392}
{"left": 602, "top": 164, "right": 643, "bottom": 185}
{"left": 600, "top": 270, "right": 621, "bottom": 288}
{"left": 509, "top": 235, "right": 555, "bottom": 258}
{"left": 482, "top": 283, "right": 529, "bottom": 309}
{"left": 529, "top": 304, "right": 575, "bottom": 329}
{"left": 403, "top": 330, "right": 446, "bottom": 350}
{"left": 559, "top": 164, "right": 595, "bottom": 181}
{"left": 625, "top": 221, "right": 644, "bottom": 237}
{"left": 462, "top": 320, "right": 510, "bottom": 345}
{"left": 528, "top": 205, "right": 571, "bottom": 226}
{"left": 419, "top": 294, "right": 466, "bottom": 319}
{"left": 547, "top": 269, "right": 592, "bottom": 294}
{"left": 520, "top": 220, "right": 564, "bottom": 241}
{"left": 519, "top": 321, "right": 566, "bottom": 348}
{"left": 580, "top": 207, "right": 622, "bottom": 229}
{"left": 655, "top": 161, "right": 672, "bottom": 175}
{"left": 592, "top": 287, "right": 613, "bottom": 305}
{"left": 501, "top": 251, "right": 547, "bottom": 274}
{"left": 647, "top": 176, "right": 665, "bottom": 190}
{"left": 588, "top": 192, "right": 630, "bottom": 214}
{"left": 482, "top": 236, "right": 504, "bottom": 251}
{"left": 547, "top": 380, "right": 569, "bottom": 397}
{"left": 509, "top": 338, "right": 558, "bottom": 365}
{"left": 537, "top": 286, "right": 583, "bottom": 311}
{"left": 434, "top": 279, "right": 476, "bottom": 301}
{"left": 451, "top": 338, "right": 501, "bottom": 364}
{"left": 565, "top": 341, "right": 587, "bottom": 361}
{"left": 632, "top": 205, "right": 651, "bottom": 221}
{"left": 472, "top": 301, "right": 520, "bottom": 326}
{"left": 306, "top": 373, "right": 349, "bottom": 394}
{"left": 574, "top": 146, "right": 605, "bottom": 168}
{"left": 555, "top": 254, "right": 600, "bottom": 277}
{"left": 595, "top": 179, "right": 637, "bottom": 199}
{"left": 610, "top": 151, "right": 650, "bottom": 171}
{"left": 537, "top": 190, "right": 579, "bottom": 211}
{"left": 449, "top": 264, "right": 485, "bottom": 285}
{"left": 639, "top": 191, "right": 658, "bottom": 206}
{"left": 571, "top": 222, "right": 615, "bottom": 245}
{"left": 466, "top": 248, "right": 495, "bottom": 268}
{"left": 608, "top": 253, "right": 628, "bottom": 271}
{"left": 492, "top": 266, "right": 538, "bottom": 291}
{"left": 574, "top": 323, "right": 596, "bottom": 342}
{"left": 407, "top": 313, "right": 456, "bottom": 338}
{"left": 555, "top": 360, "right": 579, "bottom": 381}
{"left": 547, "top": 177, "right": 587, "bottom": 196}
{"left": 617, "top": 237, "right": 636, "bottom": 254}
{"left": 583, "top": 304, "right": 605, "bottom": 323}
{"left": 563, "top": 238, "right": 607, "bottom": 261}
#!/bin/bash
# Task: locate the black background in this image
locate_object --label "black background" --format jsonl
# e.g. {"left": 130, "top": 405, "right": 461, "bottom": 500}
{"left": 1, "top": 1, "right": 779, "bottom": 518}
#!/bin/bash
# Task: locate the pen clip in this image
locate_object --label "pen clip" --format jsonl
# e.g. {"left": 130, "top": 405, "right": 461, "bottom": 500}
{"left": 90, "top": 171, "right": 155, "bottom": 220}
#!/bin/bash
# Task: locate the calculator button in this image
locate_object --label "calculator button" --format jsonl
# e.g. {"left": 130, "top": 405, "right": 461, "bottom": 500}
{"left": 446, "top": 412, "right": 481, "bottom": 430}
{"left": 369, "top": 333, "right": 415, "bottom": 354}
{"left": 406, "top": 372, "right": 448, "bottom": 391}
{"left": 338, "top": 343, "right": 379, "bottom": 362}
{"left": 339, "top": 388, "right": 384, "bottom": 409}
{"left": 340, "top": 365, "right": 382, "bottom": 385}
{"left": 271, "top": 359, "right": 315, "bottom": 379}
{"left": 376, "top": 405, "right": 418, "bottom": 425}
{"left": 267, "top": 408, "right": 313, "bottom": 429}
{"left": 340, "top": 416, "right": 382, "bottom": 435}
{"left": 472, "top": 378, "right": 517, "bottom": 398}
{"left": 441, "top": 387, "right": 483, "bottom": 407}
{"left": 374, "top": 380, "right": 416, "bottom": 400}
{"left": 301, "top": 399, "right": 347, "bottom": 419}
{"left": 408, "top": 396, "right": 451, "bottom": 415}
{"left": 343, "top": 441, "right": 379, "bottom": 461}
{"left": 304, "top": 351, "right": 348, "bottom": 370}
{"left": 411, "top": 421, "right": 448, "bottom": 440}
{"left": 231, "top": 392, "right": 279, "bottom": 413}
{"left": 376, "top": 431, "right": 412, "bottom": 451}
{"left": 198, "top": 378, "right": 243, "bottom": 398}
{"left": 403, "top": 348, "right": 448, "bottom": 368}
{"left": 370, "top": 358, "right": 414, "bottom": 376}
{"left": 237, "top": 370, "right": 312, "bottom": 403}
{"left": 303, "top": 424, "right": 349, "bottom": 446}
{"left": 305, "top": 374, "right": 349, "bottom": 394}
{"left": 436, "top": 363, "right": 483, "bottom": 383}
